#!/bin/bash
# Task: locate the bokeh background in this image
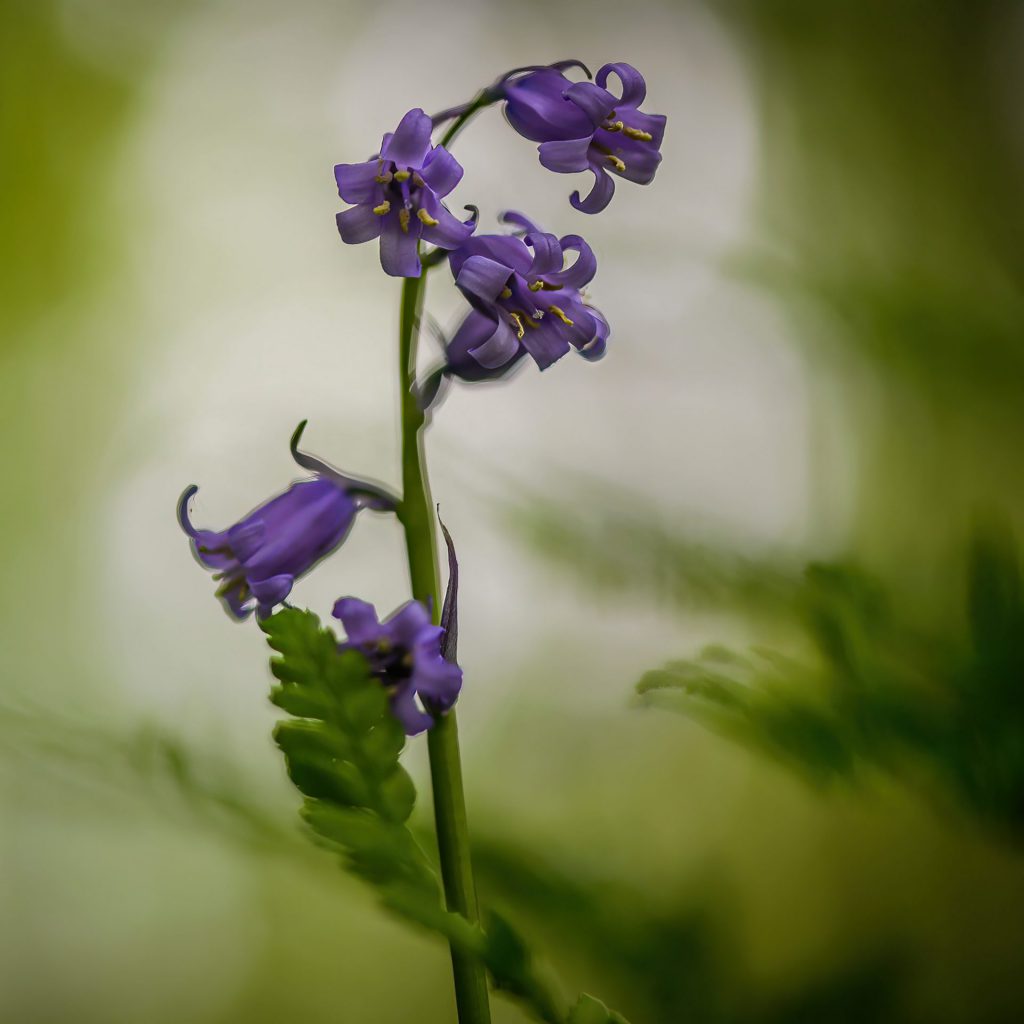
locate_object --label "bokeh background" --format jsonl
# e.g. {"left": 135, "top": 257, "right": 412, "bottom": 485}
{"left": 4, "top": 0, "right": 1024, "bottom": 1021}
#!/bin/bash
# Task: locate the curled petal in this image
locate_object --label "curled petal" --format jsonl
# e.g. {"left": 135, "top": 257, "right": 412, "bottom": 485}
{"left": 379, "top": 213, "right": 423, "bottom": 278}
{"left": 538, "top": 135, "right": 592, "bottom": 174}
{"left": 334, "top": 160, "right": 381, "bottom": 204}
{"left": 596, "top": 62, "right": 647, "bottom": 107}
{"left": 445, "top": 311, "right": 526, "bottom": 382}
{"left": 500, "top": 210, "right": 544, "bottom": 237}
{"left": 469, "top": 316, "right": 521, "bottom": 370}
{"left": 579, "top": 309, "right": 610, "bottom": 361}
{"left": 420, "top": 145, "right": 463, "bottom": 198}
{"left": 456, "top": 254, "right": 513, "bottom": 304}
{"left": 550, "top": 234, "right": 597, "bottom": 289}
{"left": 570, "top": 167, "right": 616, "bottom": 214}
{"left": 336, "top": 204, "right": 383, "bottom": 245}
{"left": 333, "top": 597, "right": 383, "bottom": 645}
{"left": 381, "top": 108, "right": 432, "bottom": 167}
{"left": 524, "top": 230, "right": 563, "bottom": 278}
{"left": 563, "top": 81, "right": 617, "bottom": 125}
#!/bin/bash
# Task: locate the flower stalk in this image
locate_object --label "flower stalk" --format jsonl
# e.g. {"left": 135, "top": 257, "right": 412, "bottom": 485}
{"left": 398, "top": 267, "right": 492, "bottom": 1024}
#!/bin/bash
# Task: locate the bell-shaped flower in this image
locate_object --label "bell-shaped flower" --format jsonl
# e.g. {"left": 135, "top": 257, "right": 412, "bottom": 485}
{"left": 502, "top": 62, "right": 666, "bottom": 214}
{"left": 334, "top": 108, "right": 475, "bottom": 277}
{"left": 177, "top": 423, "right": 396, "bottom": 621}
{"left": 445, "top": 211, "right": 608, "bottom": 377}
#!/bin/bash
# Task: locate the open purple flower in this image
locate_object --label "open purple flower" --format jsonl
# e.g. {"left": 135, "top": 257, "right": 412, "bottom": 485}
{"left": 502, "top": 62, "right": 666, "bottom": 214}
{"left": 333, "top": 598, "right": 462, "bottom": 735}
{"left": 446, "top": 211, "right": 609, "bottom": 377}
{"left": 178, "top": 423, "right": 396, "bottom": 621}
{"left": 334, "top": 108, "right": 474, "bottom": 277}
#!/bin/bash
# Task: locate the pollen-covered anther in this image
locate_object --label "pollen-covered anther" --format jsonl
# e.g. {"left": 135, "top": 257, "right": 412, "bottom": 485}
{"left": 623, "top": 126, "right": 653, "bottom": 142}
{"left": 398, "top": 208, "right": 411, "bottom": 233}
{"left": 606, "top": 154, "right": 626, "bottom": 173}
{"left": 393, "top": 169, "right": 411, "bottom": 182}
{"left": 509, "top": 312, "right": 526, "bottom": 339}
{"left": 417, "top": 208, "right": 439, "bottom": 227}
{"left": 500, "top": 286, "right": 512, "bottom": 299}
{"left": 603, "top": 120, "right": 625, "bottom": 133}
{"left": 374, "top": 172, "right": 392, "bottom": 184}
{"left": 412, "top": 172, "right": 425, "bottom": 187}
{"left": 528, "top": 280, "right": 545, "bottom": 291}
{"left": 372, "top": 200, "right": 391, "bottom": 216}
{"left": 548, "top": 305, "right": 574, "bottom": 326}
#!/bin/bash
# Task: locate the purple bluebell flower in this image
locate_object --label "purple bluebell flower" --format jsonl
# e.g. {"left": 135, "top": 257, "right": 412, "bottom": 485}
{"left": 334, "top": 108, "right": 474, "bottom": 278}
{"left": 445, "top": 211, "right": 609, "bottom": 377}
{"left": 333, "top": 598, "right": 462, "bottom": 735}
{"left": 502, "top": 62, "right": 666, "bottom": 214}
{"left": 178, "top": 423, "right": 396, "bottom": 621}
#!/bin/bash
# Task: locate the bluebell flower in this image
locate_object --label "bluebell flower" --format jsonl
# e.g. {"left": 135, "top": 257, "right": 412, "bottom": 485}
{"left": 178, "top": 423, "right": 396, "bottom": 620}
{"left": 334, "top": 108, "right": 475, "bottom": 277}
{"left": 502, "top": 62, "right": 666, "bottom": 213}
{"left": 333, "top": 598, "right": 462, "bottom": 735}
{"left": 445, "top": 211, "right": 608, "bottom": 377}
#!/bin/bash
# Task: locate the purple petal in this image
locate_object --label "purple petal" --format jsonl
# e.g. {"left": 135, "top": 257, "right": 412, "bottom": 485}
{"left": 445, "top": 311, "right": 526, "bottom": 382}
{"left": 502, "top": 69, "right": 593, "bottom": 142}
{"left": 538, "top": 136, "right": 592, "bottom": 174}
{"left": 596, "top": 62, "right": 647, "bottom": 107}
{"left": 390, "top": 684, "right": 434, "bottom": 736}
{"left": 227, "top": 519, "right": 265, "bottom": 563}
{"left": 379, "top": 215, "right": 423, "bottom": 278}
{"left": 412, "top": 654, "right": 462, "bottom": 708}
{"left": 334, "top": 160, "right": 382, "bottom": 204}
{"left": 332, "top": 597, "right": 383, "bottom": 645}
{"left": 337, "top": 204, "right": 383, "bottom": 245}
{"left": 385, "top": 600, "right": 432, "bottom": 649}
{"left": 579, "top": 308, "right": 609, "bottom": 361}
{"left": 250, "top": 573, "right": 294, "bottom": 615}
{"left": 456, "top": 254, "right": 513, "bottom": 303}
{"left": 563, "top": 81, "right": 617, "bottom": 125}
{"left": 468, "top": 316, "right": 522, "bottom": 370}
{"left": 570, "top": 167, "right": 616, "bottom": 214}
{"left": 381, "top": 108, "right": 432, "bottom": 168}
{"left": 418, "top": 193, "right": 474, "bottom": 251}
{"left": 549, "top": 234, "right": 597, "bottom": 289}
{"left": 419, "top": 145, "right": 463, "bottom": 198}
{"left": 520, "top": 320, "right": 572, "bottom": 370}
{"left": 619, "top": 109, "right": 667, "bottom": 148}
{"left": 500, "top": 210, "right": 544, "bottom": 237}
{"left": 219, "top": 580, "right": 255, "bottom": 621}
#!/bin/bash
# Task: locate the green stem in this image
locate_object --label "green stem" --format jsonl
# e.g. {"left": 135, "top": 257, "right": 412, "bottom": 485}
{"left": 398, "top": 271, "right": 492, "bottom": 1024}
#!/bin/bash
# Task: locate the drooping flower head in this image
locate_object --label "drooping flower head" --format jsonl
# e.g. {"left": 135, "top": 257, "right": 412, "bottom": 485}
{"left": 177, "top": 423, "right": 396, "bottom": 620}
{"left": 445, "top": 211, "right": 608, "bottom": 378}
{"left": 502, "top": 62, "right": 666, "bottom": 214}
{"left": 335, "top": 108, "right": 474, "bottom": 278}
{"left": 333, "top": 598, "right": 462, "bottom": 735}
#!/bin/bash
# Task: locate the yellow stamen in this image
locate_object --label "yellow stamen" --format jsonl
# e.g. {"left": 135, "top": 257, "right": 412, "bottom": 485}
{"left": 393, "top": 169, "right": 411, "bottom": 182}
{"left": 372, "top": 200, "right": 391, "bottom": 216}
{"left": 509, "top": 312, "right": 525, "bottom": 339}
{"left": 606, "top": 154, "right": 626, "bottom": 173}
{"left": 412, "top": 172, "right": 425, "bottom": 187}
{"left": 399, "top": 208, "right": 410, "bottom": 233}
{"left": 528, "top": 280, "right": 545, "bottom": 291}
{"left": 523, "top": 313, "right": 541, "bottom": 329}
{"left": 604, "top": 120, "right": 624, "bottom": 133}
{"left": 623, "top": 126, "right": 653, "bottom": 142}
{"left": 417, "top": 208, "right": 439, "bottom": 227}
{"left": 374, "top": 172, "right": 392, "bottom": 184}
{"left": 500, "top": 286, "right": 512, "bottom": 299}
{"left": 548, "top": 305, "right": 574, "bottom": 326}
